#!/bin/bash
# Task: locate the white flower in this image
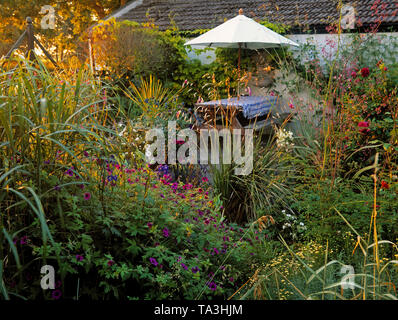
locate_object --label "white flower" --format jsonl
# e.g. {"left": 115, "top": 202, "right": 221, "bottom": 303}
{"left": 276, "top": 128, "right": 294, "bottom": 150}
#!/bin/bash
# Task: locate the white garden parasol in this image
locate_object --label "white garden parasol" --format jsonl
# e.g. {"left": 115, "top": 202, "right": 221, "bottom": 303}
{"left": 184, "top": 8, "right": 299, "bottom": 95}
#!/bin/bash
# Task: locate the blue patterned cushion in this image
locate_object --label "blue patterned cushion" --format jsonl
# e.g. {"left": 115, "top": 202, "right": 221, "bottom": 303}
{"left": 197, "top": 96, "right": 279, "bottom": 119}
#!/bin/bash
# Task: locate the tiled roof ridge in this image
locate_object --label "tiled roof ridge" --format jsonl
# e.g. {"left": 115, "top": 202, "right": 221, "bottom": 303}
{"left": 110, "top": 0, "right": 398, "bottom": 32}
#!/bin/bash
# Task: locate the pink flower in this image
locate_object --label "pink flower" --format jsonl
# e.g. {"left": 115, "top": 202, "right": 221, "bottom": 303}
{"left": 358, "top": 121, "right": 370, "bottom": 128}
{"left": 83, "top": 192, "right": 91, "bottom": 200}
{"left": 351, "top": 71, "right": 357, "bottom": 78}
{"left": 107, "top": 260, "right": 115, "bottom": 266}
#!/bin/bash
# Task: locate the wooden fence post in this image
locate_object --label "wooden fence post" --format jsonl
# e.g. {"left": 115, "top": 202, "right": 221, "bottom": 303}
{"left": 26, "top": 17, "right": 35, "bottom": 60}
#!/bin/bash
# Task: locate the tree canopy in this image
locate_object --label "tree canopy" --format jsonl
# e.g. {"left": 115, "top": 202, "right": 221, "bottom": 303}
{"left": 0, "top": 0, "right": 127, "bottom": 59}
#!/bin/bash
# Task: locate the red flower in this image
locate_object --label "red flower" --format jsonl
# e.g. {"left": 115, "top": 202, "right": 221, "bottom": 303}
{"left": 381, "top": 181, "right": 390, "bottom": 190}
{"left": 359, "top": 128, "right": 370, "bottom": 134}
{"left": 351, "top": 71, "right": 357, "bottom": 78}
{"left": 360, "top": 67, "right": 370, "bottom": 77}
{"left": 358, "top": 121, "right": 370, "bottom": 128}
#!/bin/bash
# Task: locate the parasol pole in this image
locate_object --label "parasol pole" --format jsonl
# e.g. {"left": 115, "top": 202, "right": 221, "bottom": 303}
{"left": 237, "top": 8, "right": 243, "bottom": 99}
{"left": 237, "top": 42, "right": 241, "bottom": 98}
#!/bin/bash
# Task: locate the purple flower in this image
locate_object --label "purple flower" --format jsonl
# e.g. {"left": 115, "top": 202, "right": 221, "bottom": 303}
{"left": 65, "top": 168, "right": 74, "bottom": 177}
{"left": 147, "top": 222, "right": 153, "bottom": 228}
{"left": 191, "top": 266, "right": 200, "bottom": 273}
{"left": 76, "top": 254, "right": 84, "bottom": 262}
{"left": 213, "top": 248, "right": 219, "bottom": 255}
{"left": 52, "top": 289, "right": 62, "bottom": 300}
{"left": 20, "top": 236, "right": 28, "bottom": 245}
{"left": 54, "top": 185, "right": 61, "bottom": 191}
{"left": 149, "top": 257, "right": 158, "bottom": 266}
{"left": 208, "top": 282, "right": 217, "bottom": 291}
{"left": 162, "top": 228, "right": 170, "bottom": 238}
{"left": 181, "top": 263, "right": 188, "bottom": 270}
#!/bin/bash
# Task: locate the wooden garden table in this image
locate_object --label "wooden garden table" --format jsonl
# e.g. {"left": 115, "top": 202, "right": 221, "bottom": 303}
{"left": 194, "top": 95, "right": 281, "bottom": 132}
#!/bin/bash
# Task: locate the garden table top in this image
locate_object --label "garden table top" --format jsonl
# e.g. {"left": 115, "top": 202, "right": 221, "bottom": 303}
{"left": 195, "top": 95, "right": 279, "bottom": 119}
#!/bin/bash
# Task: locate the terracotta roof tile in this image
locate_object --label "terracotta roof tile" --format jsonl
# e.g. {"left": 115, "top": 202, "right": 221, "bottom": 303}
{"left": 115, "top": 0, "right": 398, "bottom": 31}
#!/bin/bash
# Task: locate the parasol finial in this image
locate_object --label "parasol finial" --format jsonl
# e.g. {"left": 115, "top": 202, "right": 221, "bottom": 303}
{"left": 239, "top": 8, "right": 243, "bottom": 15}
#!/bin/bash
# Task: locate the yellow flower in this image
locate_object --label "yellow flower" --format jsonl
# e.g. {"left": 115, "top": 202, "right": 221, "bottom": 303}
{"left": 263, "top": 66, "right": 272, "bottom": 72}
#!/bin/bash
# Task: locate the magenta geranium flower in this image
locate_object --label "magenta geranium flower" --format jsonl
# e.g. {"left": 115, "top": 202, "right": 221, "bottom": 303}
{"left": 181, "top": 263, "right": 188, "bottom": 270}
{"left": 107, "top": 260, "right": 115, "bottom": 266}
{"left": 20, "top": 236, "right": 28, "bottom": 245}
{"left": 358, "top": 121, "right": 370, "bottom": 128}
{"left": 208, "top": 282, "right": 217, "bottom": 291}
{"left": 149, "top": 257, "right": 158, "bottom": 266}
{"left": 51, "top": 289, "right": 62, "bottom": 300}
{"left": 162, "top": 228, "right": 170, "bottom": 237}
{"left": 83, "top": 192, "right": 91, "bottom": 200}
